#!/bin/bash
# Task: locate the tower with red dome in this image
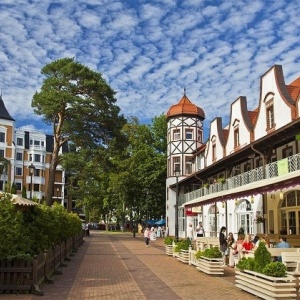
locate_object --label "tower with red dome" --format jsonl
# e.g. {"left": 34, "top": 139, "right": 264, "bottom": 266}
{"left": 165, "top": 91, "right": 205, "bottom": 238}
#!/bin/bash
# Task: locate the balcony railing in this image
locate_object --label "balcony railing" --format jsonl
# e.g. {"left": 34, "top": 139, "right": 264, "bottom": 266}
{"left": 180, "top": 153, "right": 300, "bottom": 205}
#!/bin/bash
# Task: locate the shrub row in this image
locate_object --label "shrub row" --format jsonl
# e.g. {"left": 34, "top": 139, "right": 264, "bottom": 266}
{"left": 0, "top": 193, "right": 82, "bottom": 261}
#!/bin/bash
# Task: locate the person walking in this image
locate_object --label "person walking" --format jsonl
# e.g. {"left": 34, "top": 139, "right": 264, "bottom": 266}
{"left": 144, "top": 226, "right": 151, "bottom": 247}
{"left": 219, "top": 226, "right": 227, "bottom": 266}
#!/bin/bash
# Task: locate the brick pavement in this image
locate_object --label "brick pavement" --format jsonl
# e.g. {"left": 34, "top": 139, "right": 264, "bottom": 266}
{"left": 0, "top": 231, "right": 256, "bottom": 299}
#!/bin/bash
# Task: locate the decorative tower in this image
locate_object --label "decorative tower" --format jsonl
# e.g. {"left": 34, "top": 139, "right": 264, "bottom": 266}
{"left": 165, "top": 91, "right": 205, "bottom": 239}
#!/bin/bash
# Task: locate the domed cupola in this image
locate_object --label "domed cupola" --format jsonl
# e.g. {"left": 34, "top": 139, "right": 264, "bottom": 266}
{"left": 166, "top": 92, "right": 205, "bottom": 121}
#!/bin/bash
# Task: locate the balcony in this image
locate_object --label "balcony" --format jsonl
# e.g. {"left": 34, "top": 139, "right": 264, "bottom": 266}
{"left": 181, "top": 153, "right": 300, "bottom": 205}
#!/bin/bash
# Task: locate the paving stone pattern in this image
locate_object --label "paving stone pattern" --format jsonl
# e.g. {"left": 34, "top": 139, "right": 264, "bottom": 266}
{"left": 0, "top": 231, "right": 256, "bottom": 300}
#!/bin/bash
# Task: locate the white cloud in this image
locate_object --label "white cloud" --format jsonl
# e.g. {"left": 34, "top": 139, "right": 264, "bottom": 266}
{"left": 0, "top": 0, "right": 299, "bottom": 135}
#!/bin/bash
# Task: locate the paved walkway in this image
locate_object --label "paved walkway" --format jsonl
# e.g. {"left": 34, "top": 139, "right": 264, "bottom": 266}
{"left": 1, "top": 231, "right": 256, "bottom": 300}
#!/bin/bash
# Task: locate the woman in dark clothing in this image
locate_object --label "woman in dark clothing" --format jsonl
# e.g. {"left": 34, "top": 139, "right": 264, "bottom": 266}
{"left": 219, "top": 226, "right": 227, "bottom": 266}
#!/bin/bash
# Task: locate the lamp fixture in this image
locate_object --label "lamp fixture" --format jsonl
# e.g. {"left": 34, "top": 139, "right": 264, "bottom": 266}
{"left": 251, "top": 195, "right": 254, "bottom": 204}
{"left": 235, "top": 198, "right": 238, "bottom": 206}
{"left": 222, "top": 201, "right": 225, "bottom": 208}
{"left": 279, "top": 191, "right": 284, "bottom": 200}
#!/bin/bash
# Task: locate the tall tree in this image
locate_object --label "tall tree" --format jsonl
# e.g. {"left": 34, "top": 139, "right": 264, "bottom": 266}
{"left": 32, "top": 57, "right": 125, "bottom": 206}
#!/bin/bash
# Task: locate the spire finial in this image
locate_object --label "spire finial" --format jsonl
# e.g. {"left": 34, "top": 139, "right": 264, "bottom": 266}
{"left": 183, "top": 87, "right": 186, "bottom": 96}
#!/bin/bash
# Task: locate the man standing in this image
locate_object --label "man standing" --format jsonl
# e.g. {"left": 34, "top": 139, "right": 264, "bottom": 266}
{"left": 196, "top": 222, "right": 205, "bottom": 237}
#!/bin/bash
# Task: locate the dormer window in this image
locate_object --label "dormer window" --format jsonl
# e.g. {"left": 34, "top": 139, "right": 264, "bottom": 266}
{"left": 264, "top": 95, "right": 275, "bottom": 131}
{"left": 266, "top": 105, "right": 275, "bottom": 129}
{"left": 234, "top": 128, "right": 240, "bottom": 149}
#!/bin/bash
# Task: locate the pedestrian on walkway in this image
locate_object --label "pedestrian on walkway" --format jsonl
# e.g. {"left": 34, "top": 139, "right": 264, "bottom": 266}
{"left": 144, "top": 226, "right": 151, "bottom": 247}
{"left": 227, "top": 232, "right": 235, "bottom": 267}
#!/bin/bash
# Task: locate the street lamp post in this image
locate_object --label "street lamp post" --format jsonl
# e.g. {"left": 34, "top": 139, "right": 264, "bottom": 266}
{"left": 28, "top": 163, "right": 35, "bottom": 200}
{"left": 174, "top": 170, "right": 181, "bottom": 242}
{"left": 56, "top": 187, "right": 59, "bottom": 204}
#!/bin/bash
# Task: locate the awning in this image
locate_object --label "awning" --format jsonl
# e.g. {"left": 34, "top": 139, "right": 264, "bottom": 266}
{"left": 0, "top": 193, "right": 38, "bottom": 206}
{"left": 183, "top": 170, "right": 300, "bottom": 208}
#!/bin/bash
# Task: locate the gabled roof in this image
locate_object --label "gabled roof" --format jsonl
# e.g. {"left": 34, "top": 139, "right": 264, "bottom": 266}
{"left": 166, "top": 93, "right": 205, "bottom": 120}
{"left": 0, "top": 96, "right": 14, "bottom": 121}
{"left": 286, "top": 77, "right": 300, "bottom": 101}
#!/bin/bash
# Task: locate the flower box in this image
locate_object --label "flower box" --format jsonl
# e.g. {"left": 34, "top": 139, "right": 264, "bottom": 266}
{"left": 196, "top": 256, "right": 224, "bottom": 275}
{"left": 235, "top": 270, "right": 297, "bottom": 300}
{"left": 165, "top": 245, "right": 173, "bottom": 256}
{"left": 177, "top": 249, "right": 189, "bottom": 264}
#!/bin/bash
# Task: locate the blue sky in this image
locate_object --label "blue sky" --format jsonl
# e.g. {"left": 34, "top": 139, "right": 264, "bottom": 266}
{"left": 0, "top": 0, "right": 300, "bottom": 136}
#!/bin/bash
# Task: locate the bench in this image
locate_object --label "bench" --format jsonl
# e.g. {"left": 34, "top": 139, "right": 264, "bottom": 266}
{"left": 195, "top": 237, "right": 220, "bottom": 251}
{"left": 268, "top": 247, "right": 299, "bottom": 258}
{"left": 281, "top": 252, "right": 300, "bottom": 273}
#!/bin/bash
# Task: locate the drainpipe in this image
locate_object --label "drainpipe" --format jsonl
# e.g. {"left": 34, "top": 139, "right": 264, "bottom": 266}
{"left": 250, "top": 144, "right": 266, "bottom": 234}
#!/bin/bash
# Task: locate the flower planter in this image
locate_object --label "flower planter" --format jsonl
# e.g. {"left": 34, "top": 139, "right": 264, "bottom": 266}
{"left": 196, "top": 256, "right": 224, "bottom": 275}
{"left": 235, "top": 270, "right": 297, "bottom": 300}
{"left": 177, "top": 250, "right": 189, "bottom": 264}
{"left": 165, "top": 245, "right": 173, "bottom": 256}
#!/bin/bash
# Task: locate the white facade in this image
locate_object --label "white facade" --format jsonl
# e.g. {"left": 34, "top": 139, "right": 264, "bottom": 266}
{"left": 166, "top": 64, "right": 300, "bottom": 239}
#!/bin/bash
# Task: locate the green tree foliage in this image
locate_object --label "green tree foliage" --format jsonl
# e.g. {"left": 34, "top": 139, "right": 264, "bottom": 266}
{"left": 108, "top": 115, "right": 167, "bottom": 224}
{"left": 32, "top": 57, "right": 125, "bottom": 205}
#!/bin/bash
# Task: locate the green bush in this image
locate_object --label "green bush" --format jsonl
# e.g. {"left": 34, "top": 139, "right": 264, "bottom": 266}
{"left": 236, "top": 242, "right": 287, "bottom": 277}
{"left": 254, "top": 242, "right": 272, "bottom": 273}
{"left": 202, "top": 247, "right": 222, "bottom": 258}
{"left": 262, "top": 261, "right": 287, "bottom": 277}
{"left": 174, "top": 238, "right": 191, "bottom": 252}
{"left": 236, "top": 257, "right": 255, "bottom": 271}
{"left": 164, "top": 236, "right": 174, "bottom": 245}
{"left": 0, "top": 194, "right": 32, "bottom": 260}
{"left": 0, "top": 193, "right": 82, "bottom": 260}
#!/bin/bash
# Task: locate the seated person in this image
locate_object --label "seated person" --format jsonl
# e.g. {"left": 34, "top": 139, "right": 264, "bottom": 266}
{"left": 242, "top": 234, "right": 254, "bottom": 254}
{"left": 275, "top": 236, "right": 291, "bottom": 261}
{"left": 276, "top": 236, "right": 291, "bottom": 248}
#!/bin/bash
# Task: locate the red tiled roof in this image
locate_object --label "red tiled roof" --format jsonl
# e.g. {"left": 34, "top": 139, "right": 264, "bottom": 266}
{"left": 286, "top": 76, "right": 300, "bottom": 102}
{"left": 166, "top": 94, "right": 205, "bottom": 119}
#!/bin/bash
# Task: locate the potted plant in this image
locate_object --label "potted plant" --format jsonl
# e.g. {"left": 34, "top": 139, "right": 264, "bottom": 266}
{"left": 195, "top": 247, "right": 224, "bottom": 275}
{"left": 174, "top": 238, "right": 191, "bottom": 263}
{"left": 235, "top": 242, "right": 296, "bottom": 299}
{"left": 164, "top": 236, "right": 174, "bottom": 256}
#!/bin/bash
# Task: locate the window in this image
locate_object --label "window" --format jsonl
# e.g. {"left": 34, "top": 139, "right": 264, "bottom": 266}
{"left": 197, "top": 130, "right": 202, "bottom": 143}
{"left": 266, "top": 105, "right": 275, "bottom": 129}
{"left": 0, "top": 149, "right": 4, "bottom": 158}
{"left": 234, "top": 128, "right": 240, "bottom": 148}
{"left": 17, "top": 138, "right": 23, "bottom": 146}
{"left": 34, "top": 154, "right": 41, "bottom": 162}
{"left": 16, "top": 152, "right": 23, "bottom": 161}
{"left": 41, "top": 141, "right": 44, "bottom": 147}
{"left": 34, "top": 140, "right": 40, "bottom": 146}
{"left": 185, "top": 157, "right": 192, "bottom": 174}
{"left": 34, "top": 169, "right": 40, "bottom": 176}
{"left": 173, "top": 157, "right": 180, "bottom": 173}
{"left": 16, "top": 167, "right": 22, "bottom": 176}
{"left": 173, "top": 129, "right": 180, "bottom": 141}
{"left": 34, "top": 184, "right": 39, "bottom": 192}
{"left": 282, "top": 146, "right": 293, "bottom": 159}
{"left": 0, "top": 132, "right": 5, "bottom": 143}
{"left": 212, "top": 144, "right": 216, "bottom": 161}
{"left": 16, "top": 182, "right": 22, "bottom": 191}
{"left": 185, "top": 129, "right": 193, "bottom": 140}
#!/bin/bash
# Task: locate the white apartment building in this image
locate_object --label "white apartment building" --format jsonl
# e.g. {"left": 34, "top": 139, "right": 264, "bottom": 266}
{"left": 0, "top": 96, "right": 68, "bottom": 207}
